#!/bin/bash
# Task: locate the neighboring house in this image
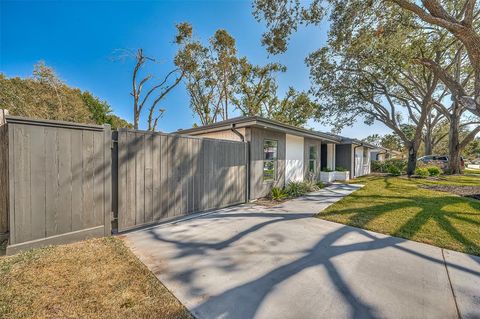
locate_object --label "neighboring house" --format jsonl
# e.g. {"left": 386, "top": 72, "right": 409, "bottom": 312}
{"left": 371, "top": 148, "right": 405, "bottom": 161}
{"left": 178, "top": 116, "right": 374, "bottom": 199}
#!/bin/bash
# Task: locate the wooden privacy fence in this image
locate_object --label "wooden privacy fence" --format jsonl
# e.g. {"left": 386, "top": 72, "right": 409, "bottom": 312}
{"left": 0, "top": 114, "right": 249, "bottom": 254}
{"left": 3, "top": 116, "right": 112, "bottom": 255}
{"left": 114, "top": 129, "right": 248, "bottom": 231}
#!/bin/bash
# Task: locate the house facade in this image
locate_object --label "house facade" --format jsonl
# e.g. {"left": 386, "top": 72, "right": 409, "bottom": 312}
{"left": 370, "top": 147, "right": 405, "bottom": 161}
{"left": 178, "top": 116, "right": 373, "bottom": 199}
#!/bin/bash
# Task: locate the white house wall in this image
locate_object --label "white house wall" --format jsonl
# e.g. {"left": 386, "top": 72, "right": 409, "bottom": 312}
{"left": 354, "top": 146, "right": 371, "bottom": 177}
{"left": 327, "top": 144, "right": 336, "bottom": 170}
{"left": 285, "top": 134, "right": 304, "bottom": 183}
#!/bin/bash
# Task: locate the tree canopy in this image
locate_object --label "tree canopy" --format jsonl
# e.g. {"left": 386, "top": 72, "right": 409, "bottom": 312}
{"left": 175, "top": 22, "right": 317, "bottom": 127}
{"left": 0, "top": 62, "right": 131, "bottom": 129}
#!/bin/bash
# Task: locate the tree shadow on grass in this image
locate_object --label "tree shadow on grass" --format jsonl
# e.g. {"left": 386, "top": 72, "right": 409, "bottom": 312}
{"left": 319, "top": 190, "right": 480, "bottom": 256}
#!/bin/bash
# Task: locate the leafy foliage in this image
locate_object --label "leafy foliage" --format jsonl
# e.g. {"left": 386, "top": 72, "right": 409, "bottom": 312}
{"left": 0, "top": 62, "right": 131, "bottom": 129}
{"left": 176, "top": 22, "right": 317, "bottom": 127}
{"left": 253, "top": 0, "right": 480, "bottom": 176}
{"left": 427, "top": 166, "right": 443, "bottom": 177}
{"left": 269, "top": 187, "right": 288, "bottom": 201}
{"left": 415, "top": 167, "right": 429, "bottom": 178}
{"left": 283, "top": 180, "right": 322, "bottom": 198}
{"left": 371, "top": 159, "right": 407, "bottom": 174}
{"left": 387, "top": 165, "right": 402, "bottom": 176}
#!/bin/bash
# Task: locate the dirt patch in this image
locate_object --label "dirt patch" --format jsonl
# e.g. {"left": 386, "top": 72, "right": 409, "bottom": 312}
{"left": 254, "top": 198, "right": 288, "bottom": 207}
{"left": 420, "top": 184, "right": 480, "bottom": 200}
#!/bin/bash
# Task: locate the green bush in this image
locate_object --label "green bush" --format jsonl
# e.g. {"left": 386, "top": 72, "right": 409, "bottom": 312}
{"left": 269, "top": 187, "right": 287, "bottom": 201}
{"left": 284, "top": 180, "right": 322, "bottom": 198}
{"left": 388, "top": 165, "right": 402, "bottom": 176}
{"left": 285, "top": 182, "right": 307, "bottom": 197}
{"left": 372, "top": 159, "right": 406, "bottom": 174}
{"left": 321, "top": 167, "right": 333, "bottom": 172}
{"left": 415, "top": 167, "right": 429, "bottom": 177}
{"left": 316, "top": 181, "right": 325, "bottom": 189}
{"left": 335, "top": 166, "right": 348, "bottom": 172}
{"left": 371, "top": 160, "right": 386, "bottom": 172}
{"left": 427, "top": 166, "right": 443, "bottom": 177}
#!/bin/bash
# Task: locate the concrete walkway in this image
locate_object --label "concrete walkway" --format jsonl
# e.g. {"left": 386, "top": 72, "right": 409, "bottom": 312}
{"left": 124, "top": 184, "right": 480, "bottom": 319}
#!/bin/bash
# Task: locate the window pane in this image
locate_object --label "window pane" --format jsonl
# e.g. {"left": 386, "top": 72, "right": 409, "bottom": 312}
{"left": 264, "top": 140, "right": 278, "bottom": 160}
{"left": 309, "top": 160, "right": 315, "bottom": 172}
{"left": 263, "top": 160, "right": 275, "bottom": 181}
{"left": 309, "top": 146, "right": 317, "bottom": 160}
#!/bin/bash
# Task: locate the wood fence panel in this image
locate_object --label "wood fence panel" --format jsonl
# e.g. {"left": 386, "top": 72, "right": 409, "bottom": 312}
{"left": 5, "top": 116, "right": 111, "bottom": 255}
{"left": 116, "top": 130, "right": 247, "bottom": 231}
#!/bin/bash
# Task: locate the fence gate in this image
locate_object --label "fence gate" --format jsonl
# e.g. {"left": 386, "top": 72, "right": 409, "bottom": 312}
{"left": 114, "top": 129, "right": 248, "bottom": 232}
{"left": 4, "top": 116, "right": 112, "bottom": 255}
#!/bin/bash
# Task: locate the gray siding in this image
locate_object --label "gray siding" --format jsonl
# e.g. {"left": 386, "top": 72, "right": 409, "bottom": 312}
{"left": 116, "top": 130, "right": 247, "bottom": 231}
{"left": 336, "top": 144, "right": 353, "bottom": 178}
{"left": 249, "top": 127, "right": 286, "bottom": 199}
{"left": 303, "top": 138, "right": 322, "bottom": 180}
{"left": 5, "top": 117, "right": 111, "bottom": 254}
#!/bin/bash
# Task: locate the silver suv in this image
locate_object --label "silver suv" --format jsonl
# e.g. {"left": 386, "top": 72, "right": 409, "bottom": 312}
{"left": 417, "top": 155, "right": 465, "bottom": 170}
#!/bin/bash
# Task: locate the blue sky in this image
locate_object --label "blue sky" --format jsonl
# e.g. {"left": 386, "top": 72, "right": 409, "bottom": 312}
{"left": 1, "top": 0, "right": 391, "bottom": 137}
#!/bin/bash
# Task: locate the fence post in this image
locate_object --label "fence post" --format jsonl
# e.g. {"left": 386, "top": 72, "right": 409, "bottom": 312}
{"left": 0, "top": 109, "right": 8, "bottom": 241}
{"left": 0, "top": 109, "right": 8, "bottom": 125}
{"left": 245, "top": 141, "right": 250, "bottom": 203}
{"left": 104, "top": 124, "right": 112, "bottom": 236}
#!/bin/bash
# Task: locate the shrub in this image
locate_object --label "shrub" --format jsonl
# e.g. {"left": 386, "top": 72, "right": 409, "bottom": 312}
{"left": 270, "top": 187, "right": 287, "bottom": 201}
{"left": 284, "top": 180, "right": 322, "bottom": 198}
{"left": 285, "top": 182, "right": 307, "bottom": 197}
{"left": 321, "top": 167, "right": 333, "bottom": 172}
{"left": 386, "top": 159, "right": 407, "bottom": 173}
{"left": 388, "top": 165, "right": 402, "bottom": 176}
{"left": 316, "top": 181, "right": 325, "bottom": 189}
{"left": 303, "top": 179, "right": 320, "bottom": 192}
{"left": 371, "top": 160, "right": 386, "bottom": 172}
{"left": 415, "top": 167, "right": 429, "bottom": 177}
{"left": 427, "top": 166, "right": 443, "bottom": 177}
{"left": 335, "top": 166, "right": 348, "bottom": 172}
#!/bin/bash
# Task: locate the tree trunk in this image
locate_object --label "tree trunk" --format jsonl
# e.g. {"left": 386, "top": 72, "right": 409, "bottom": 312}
{"left": 448, "top": 104, "right": 462, "bottom": 174}
{"left": 134, "top": 111, "right": 139, "bottom": 130}
{"left": 424, "top": 129, "right": 433, "bottom": 156}
{"left": 406, "top": 141, "right": 418, "bottom": 176}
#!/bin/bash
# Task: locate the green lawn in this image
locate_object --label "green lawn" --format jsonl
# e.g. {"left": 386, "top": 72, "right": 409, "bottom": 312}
{"left": 317, "top": 175, "right": 480, "bottom": 256}
{"left": 465, "top": 168, "right": 480, "bottom": 175}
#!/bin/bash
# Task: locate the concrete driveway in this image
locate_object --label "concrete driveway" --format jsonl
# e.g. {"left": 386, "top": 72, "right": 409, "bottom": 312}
{"left": 124, "top": 184, "right": 480, "bottom": 319}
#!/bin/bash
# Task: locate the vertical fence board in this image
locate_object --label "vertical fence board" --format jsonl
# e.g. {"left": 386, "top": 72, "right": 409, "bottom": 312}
{"left": 93, "top": 131, "right": 104, "bottom": 227}
{"left": 70, "top": 129, "right": 83, "bottom": 232}
{"left": 57, "top": 129, "right": 73, "bottom": 235}
{"left": 30, "top": 126, "right": 46, "bottom": 240}
{"left": 103, "top": 126, "right": 112, "bottom": 236}
{"left": 45, "top": 127, "right": 60, "bottom": 236}
{"left": 116, "top": 131, "right": 247, "bottom": 231}
{"left": 126, "top": 131, "right": 136, "bottom": 228}
{"left": 13, "top": 125, "right": 31, "bottom": 244}
{"left": 82, "top": 130, "right": 94, "bottom": 228}
{"left": 5, "top": 116, "right": 111, "bottom": 255}
{"left": 144, "top": 134, "right": 153, "bottom": 224}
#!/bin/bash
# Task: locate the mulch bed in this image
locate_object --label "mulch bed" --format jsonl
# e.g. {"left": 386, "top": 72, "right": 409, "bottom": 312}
{"left": 420, "top": 184, "right": 480, "bottom": 200}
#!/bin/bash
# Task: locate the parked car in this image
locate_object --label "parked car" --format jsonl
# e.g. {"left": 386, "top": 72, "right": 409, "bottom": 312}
{"left": 417, "top": 155, "right": 465, "bottom": 170}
